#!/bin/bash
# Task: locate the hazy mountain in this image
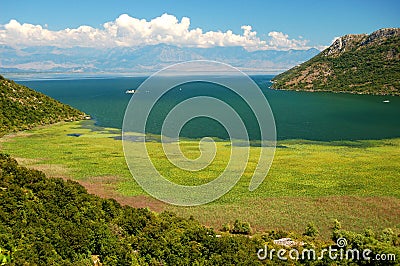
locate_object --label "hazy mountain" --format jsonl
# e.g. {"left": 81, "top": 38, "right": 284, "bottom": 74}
{"left": 0, "top": 44, "right": 319, "bottom": 74}
{"left": 272, "top": 28, "right": 400, "bottom": 95}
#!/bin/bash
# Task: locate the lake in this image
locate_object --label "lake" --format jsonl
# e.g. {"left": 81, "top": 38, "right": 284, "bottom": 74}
{"left": 18, "top": 76, "right": 400, "bottom": 141}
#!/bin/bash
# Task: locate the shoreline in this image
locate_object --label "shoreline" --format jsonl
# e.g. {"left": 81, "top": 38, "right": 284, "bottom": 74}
{"left": 269, "top": 85, "right": 400, "bottom": 96}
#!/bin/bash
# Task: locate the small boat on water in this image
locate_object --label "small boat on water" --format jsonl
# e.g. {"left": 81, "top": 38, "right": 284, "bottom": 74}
{"left": 383, "top": 100, "right": 390, "bottom": 103}
{"left": 126, "top": 89, "right": 136, "bottom": 94}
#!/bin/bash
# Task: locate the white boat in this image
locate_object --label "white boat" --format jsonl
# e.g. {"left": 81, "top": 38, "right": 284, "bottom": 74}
{"left": 383, "top": 100, "right": 390, "bottom": 103}
{"left": 125, "top": 89, "right": 136, "bottom": 94}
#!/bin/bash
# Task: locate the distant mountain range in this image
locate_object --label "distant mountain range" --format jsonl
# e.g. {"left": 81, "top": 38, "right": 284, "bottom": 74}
{"left": 0, "top": 44, "right": 319, "bottom": 74}
{"left": 272, "top": 28, "right": 400, "bottom": 95}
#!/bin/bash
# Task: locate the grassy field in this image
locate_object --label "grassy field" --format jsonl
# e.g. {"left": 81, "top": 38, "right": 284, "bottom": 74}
{"left": 1, "top": 120, "right": 399, "bottom": 238}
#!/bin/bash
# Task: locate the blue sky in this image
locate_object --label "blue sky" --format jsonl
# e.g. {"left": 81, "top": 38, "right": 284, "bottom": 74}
{"left": 1, "top": 0, "right": 400, "bottom": 49}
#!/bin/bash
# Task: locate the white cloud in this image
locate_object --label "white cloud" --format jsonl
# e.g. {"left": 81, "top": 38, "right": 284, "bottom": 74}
{"left": 267, "top": 31, "right": 309, "bottom": 50}
{"left": 0, "top": 14, "right": 311, "bottom": 51}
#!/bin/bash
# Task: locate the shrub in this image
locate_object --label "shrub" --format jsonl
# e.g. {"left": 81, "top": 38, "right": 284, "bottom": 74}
{"left": 304, "top": 222, "right": 319, "bottom": 237}
{"left": 221, "top": 223, "right": 231, "bottom": 232}
{"left": 230, "top": 220, "right": 251, "bottom": 235}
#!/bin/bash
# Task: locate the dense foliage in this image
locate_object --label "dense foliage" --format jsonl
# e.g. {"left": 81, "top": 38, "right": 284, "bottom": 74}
{"left": 0, "top": 153, "right": 267, "bottom": 265}
{"left": 272, "top": 28, "right": 400, "bottom": 95}
{"left": 1, "top": 154, "right": 399, "bottom": 265}
{"left": 0, "top": 75, "right": 85, "bottom": 136}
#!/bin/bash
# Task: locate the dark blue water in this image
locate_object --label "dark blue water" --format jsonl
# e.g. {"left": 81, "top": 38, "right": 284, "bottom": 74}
{"left": 18, "top": 76, "right": 400, "bottom": 141}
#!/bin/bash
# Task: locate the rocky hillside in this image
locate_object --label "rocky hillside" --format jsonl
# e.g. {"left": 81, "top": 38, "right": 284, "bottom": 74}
{"left": 271, "top": 28, "right": 400, "bottom": 95}
{"left": 0, "top": 75, "right": 86, "bottom": 135}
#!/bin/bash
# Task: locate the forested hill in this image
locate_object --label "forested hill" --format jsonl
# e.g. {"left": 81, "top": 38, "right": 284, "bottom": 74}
{"left": 271, "top": 28, "right": 400, "bottom": 95}
{"left": 1, "top": 155, "right": 399, "bottom": 265}
{"left": 0, "top": 75, "right": 85, "bottom": 136}
{"left": 0, "top": 153, "right": 263, "bottom": 265}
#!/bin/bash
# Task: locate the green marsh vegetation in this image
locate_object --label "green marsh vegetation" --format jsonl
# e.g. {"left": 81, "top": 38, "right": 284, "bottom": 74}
{"left": 1, "top": 153, "right": 398, "bottom": 265}
{"left": 1, "top": 120, "right": 399, "bottom": 238}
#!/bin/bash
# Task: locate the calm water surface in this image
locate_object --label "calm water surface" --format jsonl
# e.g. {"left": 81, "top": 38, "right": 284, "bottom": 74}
{"left": 18, "top": 76, "right": 400, "bottom": 141}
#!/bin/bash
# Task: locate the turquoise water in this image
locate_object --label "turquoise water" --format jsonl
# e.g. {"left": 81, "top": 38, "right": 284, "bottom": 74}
{"left": 19, "top": 76, "right": 400, "bottom": 141}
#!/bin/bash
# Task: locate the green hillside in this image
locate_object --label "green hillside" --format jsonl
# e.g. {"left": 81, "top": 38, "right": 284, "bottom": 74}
{"left": 272, "top": 28, "right": 400, "bottom": 95}
{"left": 0, "top": 153, "right": 260, "bottom": 265}
{"left": 0, "top": 75, "right": 86, "bottom": 136}
{"left": 1, "top": 153, "right": 399, "bottom": 265}
{"left": 0, "top": 77, "right": 399, "bottom": 265}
